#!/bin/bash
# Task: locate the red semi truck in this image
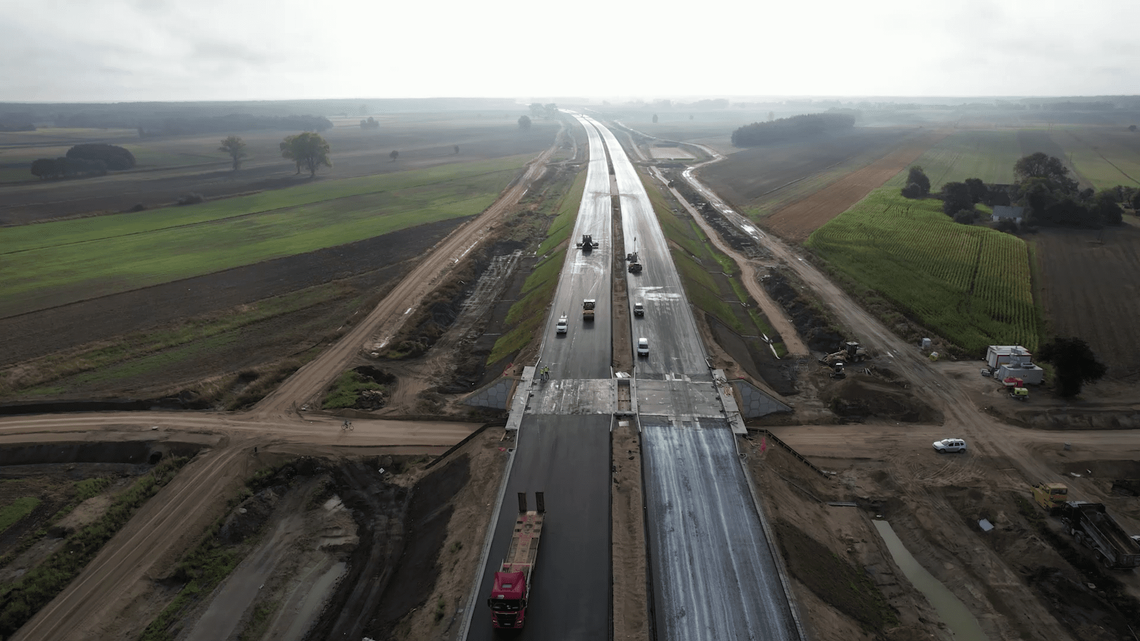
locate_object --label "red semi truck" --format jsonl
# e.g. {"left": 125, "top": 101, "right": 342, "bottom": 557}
{"left": 487, "top": 491, "right": 545, "bottom": 629}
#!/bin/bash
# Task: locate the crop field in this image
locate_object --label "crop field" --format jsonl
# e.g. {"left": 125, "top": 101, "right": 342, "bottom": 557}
{"left": 1033, "top": 223, "right": 1140, "bottom": 381}
{"left": 699, "top": 128, "right": 920, "bottom": 217}
{"left": 884, "top": 129, "right": 1022, "bottom": 191}
{"left": 0, "top": 156, "right": 529, "bottom": 318}
{"left": 0, "top": 116, "right": 558, "bottom": 224}
{"left": 806, "top": 188, "right": 1039, "bottom": 355}
{"left": 1049, "top": 128, "right": 1140, "bottom": 190}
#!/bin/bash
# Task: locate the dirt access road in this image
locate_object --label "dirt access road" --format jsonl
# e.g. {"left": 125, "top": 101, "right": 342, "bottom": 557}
{"left": 5, "top": 129, "right": 564, "bottom": 641}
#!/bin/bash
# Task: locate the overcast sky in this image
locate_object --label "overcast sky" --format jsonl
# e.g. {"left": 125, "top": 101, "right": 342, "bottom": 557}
{"left": 2, "top": 0, "right": 1138, "bottom": 103}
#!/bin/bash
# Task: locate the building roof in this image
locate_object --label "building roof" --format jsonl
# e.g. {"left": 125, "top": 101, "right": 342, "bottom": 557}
{"left": 992, "top": 205, "right": 1024, "bottom": 219}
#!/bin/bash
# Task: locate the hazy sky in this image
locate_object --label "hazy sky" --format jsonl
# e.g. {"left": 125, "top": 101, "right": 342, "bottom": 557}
{"left": 2, "top": 0, "right": 1138, "bottom": 102}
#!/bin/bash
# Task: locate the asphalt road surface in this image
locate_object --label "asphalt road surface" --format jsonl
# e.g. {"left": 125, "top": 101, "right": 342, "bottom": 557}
{"left": 586, "top": 116, "right": 709, "bottom": 379}
{"left": 642, "top": 418, "right": 797, "bottom": 641}
{"left": 541, "top": 117, "right": 612, "bottom": 380}
{"left": 467, "top": 415, "right": 612, "bottom": 641}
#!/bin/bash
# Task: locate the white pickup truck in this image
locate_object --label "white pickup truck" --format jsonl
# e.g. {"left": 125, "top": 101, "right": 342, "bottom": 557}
{"left": 556, "top": 314, "right": 568, "bottom": 334}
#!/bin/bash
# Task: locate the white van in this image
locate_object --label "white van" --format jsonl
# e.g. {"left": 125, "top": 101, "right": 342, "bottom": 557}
{"left": 637, "top": 338, "right": 649, "bottom": 357}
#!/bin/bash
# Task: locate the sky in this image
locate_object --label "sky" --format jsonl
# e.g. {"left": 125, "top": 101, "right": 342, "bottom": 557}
{"left": 2, "top": 0, "right": 1138, "bottom": 103}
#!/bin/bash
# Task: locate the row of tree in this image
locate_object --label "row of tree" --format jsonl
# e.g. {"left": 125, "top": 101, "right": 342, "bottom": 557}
{"left": 30, "top": 143, "right": 136, "bottom": 179}
{"left": 137, "top": 114, "right": 333, "bottom": 137}
{"left": 902, "top": 152, "right": 1136, "bottom": 228}
{"left": 730, "top": 113, "right": 856, "bottom": 147}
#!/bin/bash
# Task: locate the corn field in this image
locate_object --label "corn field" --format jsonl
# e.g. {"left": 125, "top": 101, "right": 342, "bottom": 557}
{"left": 806, "top": 189, "right": 1038, "bottom": 354}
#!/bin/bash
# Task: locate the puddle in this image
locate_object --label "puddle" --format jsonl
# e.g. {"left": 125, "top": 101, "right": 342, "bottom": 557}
{"left": 873, "top": 520, "right": 989, "bottom": 641}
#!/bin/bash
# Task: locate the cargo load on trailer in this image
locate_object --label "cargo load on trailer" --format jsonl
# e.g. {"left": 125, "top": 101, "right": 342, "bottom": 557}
{"left": 488, "top": 492, "right": 545, "bottom": 629}
{"left": 1059, "top": 501, "right": 1140, "bottom": 569}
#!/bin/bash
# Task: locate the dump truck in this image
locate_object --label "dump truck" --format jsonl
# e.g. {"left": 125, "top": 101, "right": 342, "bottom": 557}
{"left": 582, "top": 299, "right": 596, "bottom": 322}
{"left": 488, "top": 492, "right": 545, "bottom": 629}
{"left": 1032, "top": 482, "right": 1068, "bottom": 514}
{"left": 576, "top": 234, "right": 599, "bottom": 252}
{"left": 1059, "top": 501, "right": 1140, "bottom": 569}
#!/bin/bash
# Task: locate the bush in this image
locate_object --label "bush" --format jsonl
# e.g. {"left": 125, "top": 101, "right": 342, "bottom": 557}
{"left": 901, "top": 182, "right": 925, "bottom": 199}
{"left": 995, "top": 219, "right": 1018, "bottom": 233}
{"left": 177, "top": 193, "right": 207, "bottom": 206}
{"left": 953, "top": 210, "right": 978, "bottom": 224}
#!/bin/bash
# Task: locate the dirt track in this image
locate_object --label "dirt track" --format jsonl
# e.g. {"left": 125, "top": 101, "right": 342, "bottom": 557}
{"left": 1, "top": 127, "right": 563, "bottom": 641}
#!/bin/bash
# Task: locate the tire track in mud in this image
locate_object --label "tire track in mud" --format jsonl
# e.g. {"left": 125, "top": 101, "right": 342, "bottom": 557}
{"left": 14, "top": 443, "right": 248, "bottom": 641}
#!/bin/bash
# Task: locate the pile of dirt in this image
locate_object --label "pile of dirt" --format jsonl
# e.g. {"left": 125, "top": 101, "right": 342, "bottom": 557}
{"left": 217, "top": 488, "right": 280, "bottom": 544}
{"left": 762, "top": 269, "right": 845, "bottom": 353}
{"left": 820, "top": 374, "right": 941, "bottom": 423}
{"left": 306, "top": 452, "right": 471, "bottom": 641}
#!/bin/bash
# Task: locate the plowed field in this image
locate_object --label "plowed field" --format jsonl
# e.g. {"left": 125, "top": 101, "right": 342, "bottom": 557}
{"left": 1034, "top": 224, "right": 1140, "bottom": 382}
{"left": 762, "top": 131, "right": 947, "bottom": 243}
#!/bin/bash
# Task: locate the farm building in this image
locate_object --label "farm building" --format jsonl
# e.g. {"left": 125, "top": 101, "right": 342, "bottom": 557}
{"left": 986, "top": 345, "right": 1044, "bottom": 384}
{"left": 992, "top": 205, "right": 1024, "bottom": 224}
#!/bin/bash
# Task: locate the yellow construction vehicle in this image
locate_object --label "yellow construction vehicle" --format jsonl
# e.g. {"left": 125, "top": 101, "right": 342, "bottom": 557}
{"left": 1032, "top": 482, "right": 1068, "bottom": 514}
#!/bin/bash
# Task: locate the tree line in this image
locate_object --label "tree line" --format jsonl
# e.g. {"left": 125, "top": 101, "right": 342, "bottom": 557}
{"left": 731, "top": 113, "right": 856, "bottom": 147}
{"left": 902, "top": 152, "right": 1136, "bottom": 229}
{"left": 137, "top": 114, "right": 332, "bottom": 137}
{"left": 30, "top": 144, "right": 136, "bottom": 179}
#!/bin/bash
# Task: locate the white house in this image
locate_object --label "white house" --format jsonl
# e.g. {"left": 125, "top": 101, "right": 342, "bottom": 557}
{"left": 992, "top": 205, "right": 1024, "bottom": 224}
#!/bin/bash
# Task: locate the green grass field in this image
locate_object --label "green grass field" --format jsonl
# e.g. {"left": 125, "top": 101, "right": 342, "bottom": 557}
{"left": 806, "top": 187, "right": 1039, "bottom": 354}
{"left": 886, "top": 130, "right": 1021, "bottom": 191}
{"left": 0, "top": 156, "right": 530, "bottom": 317}
{"left": 1051, "top": 128, "right": 1140, "bottom": 190}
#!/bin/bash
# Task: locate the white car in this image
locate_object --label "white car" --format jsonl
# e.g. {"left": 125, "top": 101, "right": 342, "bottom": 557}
{"left": 637, "top": 337, "right": 649, "bottom": 357}
{"left": 556, "top": 314, "right": 568, "bottom": 335}
{"left": 933, "top": 438, "right": 967, "bottom": 453}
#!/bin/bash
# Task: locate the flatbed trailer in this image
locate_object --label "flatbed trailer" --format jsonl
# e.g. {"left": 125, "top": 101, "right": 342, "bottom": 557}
{"left": 488, "top": 492, "right": 545, "bottom": 629}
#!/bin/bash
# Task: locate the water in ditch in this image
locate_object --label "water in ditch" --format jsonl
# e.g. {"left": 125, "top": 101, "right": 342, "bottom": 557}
{"left": 872, "top": 520, "right": 989, "bottom": 641}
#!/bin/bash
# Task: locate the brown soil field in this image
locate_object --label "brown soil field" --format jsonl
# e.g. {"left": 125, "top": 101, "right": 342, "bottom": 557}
{"left": 698, "top": 128, "right": 920, "bottom": 210}
{"left": 1033, "top": 224, "right": 1140, "bottom": 382}
{"left": 760, "top": 130, "right": 947, "bottom": 243}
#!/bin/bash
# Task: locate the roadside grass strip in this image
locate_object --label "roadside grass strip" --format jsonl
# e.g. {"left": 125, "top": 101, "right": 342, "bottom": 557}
{"left": 537, "top": 171, "right": 588, "bottom": 256}
{"left": 0, "top": 478, "right": 116, "bottom": 571}
{"left": 646, "top": 178, "right": 787, "bottom": 352}
{"left": 886, "top": 130, "right": 1021, "bottom": 191}
{"left": 0, "top": 458, "right": 189, "bottom": 639}
{"left": 0, "top": 156, "right": 530, "bottom": 317}
{"left": 806, "top": 187, "right": 1039, "bottom": 354}
{"left": 0, "top": 498, "right": 40, "bottom": 536}
{"left": 490, "top": 249, "right": 566, "bottom": 365}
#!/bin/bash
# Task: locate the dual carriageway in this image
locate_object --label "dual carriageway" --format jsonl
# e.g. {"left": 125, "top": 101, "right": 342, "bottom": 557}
{"left": 465, "top": 115, "right": 802, "bottom": 641}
